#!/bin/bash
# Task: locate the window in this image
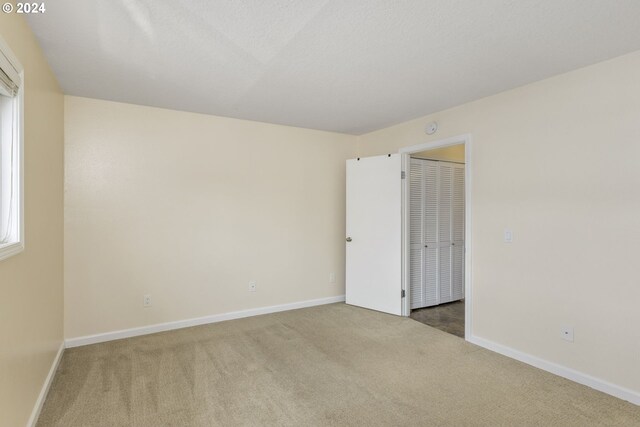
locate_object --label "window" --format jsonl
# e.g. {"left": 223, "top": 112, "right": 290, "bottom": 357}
{"left": 0, "top": 36, "right": 23, "bottom": 261}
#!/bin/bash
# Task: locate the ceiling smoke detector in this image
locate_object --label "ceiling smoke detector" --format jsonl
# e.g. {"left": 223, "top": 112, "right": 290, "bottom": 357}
{"left": 425, "top": 122, "right": 438, "bottom": 135}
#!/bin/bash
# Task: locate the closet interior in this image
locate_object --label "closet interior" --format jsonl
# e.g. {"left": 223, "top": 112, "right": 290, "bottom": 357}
{"left": 408, "top": 146, "right": 466, "bottom": 339}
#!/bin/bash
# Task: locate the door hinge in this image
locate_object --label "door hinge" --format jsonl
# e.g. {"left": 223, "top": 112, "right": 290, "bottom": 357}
{"left": 401, "top": 289, "right": 406, "bottom": 298}
{"left": 401, "top": 171, "right": 406, "bottom": 179}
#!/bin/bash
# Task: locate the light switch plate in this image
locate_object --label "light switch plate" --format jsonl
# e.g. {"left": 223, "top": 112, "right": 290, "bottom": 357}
{"left": 504, "top": 229, "right": 513, "bottom": 243}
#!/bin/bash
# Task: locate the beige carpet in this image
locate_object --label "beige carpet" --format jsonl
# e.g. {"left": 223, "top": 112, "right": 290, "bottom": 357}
{"left": 38, "top": 303, "right": 640, "bottom": 426}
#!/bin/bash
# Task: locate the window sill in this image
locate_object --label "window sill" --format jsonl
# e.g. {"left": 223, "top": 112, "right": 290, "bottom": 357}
{"left": 0, "top": 241, "right": 24, "bottom": 262}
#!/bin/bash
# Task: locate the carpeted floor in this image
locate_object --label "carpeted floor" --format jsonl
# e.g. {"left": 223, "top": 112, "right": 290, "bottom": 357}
{"left": 38, "top": 303, "right": 640, "bottom": 426}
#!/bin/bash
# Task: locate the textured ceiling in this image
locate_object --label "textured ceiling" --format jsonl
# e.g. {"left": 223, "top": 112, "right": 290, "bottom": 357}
{"left": 26, "top": 1, "right": 640, "bottom": 134}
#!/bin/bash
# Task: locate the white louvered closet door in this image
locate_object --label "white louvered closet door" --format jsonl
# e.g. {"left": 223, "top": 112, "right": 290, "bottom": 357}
{"left": 409, "top": 158, "right": 465, "bottom": 310}
{"left": 409, "top": 159, "right": 439, "bottom": 309}
{"left": 423, "top": 161, "right": 439, "bottom": 307}
{"left": 451, "top": 164, "right": 465, "bottom": 301}
{"left": 438, "top": 163, "right": 454, "bottom": 304}
{"left": 409, "top": 159, "right": 424, "bottom": 309}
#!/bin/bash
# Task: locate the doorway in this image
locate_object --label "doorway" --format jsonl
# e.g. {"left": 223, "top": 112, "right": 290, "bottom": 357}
{"left": 400, "top": 135, "right": 471, "bottom": 340}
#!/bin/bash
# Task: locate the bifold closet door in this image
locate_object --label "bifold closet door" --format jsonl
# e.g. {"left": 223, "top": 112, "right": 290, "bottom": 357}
{"left": 451, "top": 164, "right": 465, "bottom": 301}
{"left": 438, "top": 163, "right": 453, "bottom": 303}
{"left": 409, "top": 159, "right": 424, "bottom": 309}
{"left": 409, "top": 159, "right": 438, "bottom": 309}
{"left": 438, "top": 162, "right": 465, "bottom": 304}
{"left": 409, "top": 159, "right": 465, "bottom": 310}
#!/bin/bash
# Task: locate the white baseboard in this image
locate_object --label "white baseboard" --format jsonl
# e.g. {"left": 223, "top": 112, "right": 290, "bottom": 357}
{"left": 65, "top": 295, "right": 346, "bottom": 348}
{"left": 27, "top": 342, "right": 65, "bottom": 427}
{"left": 467, "top": 335, "right": 640, "bottom": 406}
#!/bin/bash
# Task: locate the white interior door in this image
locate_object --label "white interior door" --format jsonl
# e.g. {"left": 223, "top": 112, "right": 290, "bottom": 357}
{"left": 346, "top": 154, "right": 402, "bottom": 315}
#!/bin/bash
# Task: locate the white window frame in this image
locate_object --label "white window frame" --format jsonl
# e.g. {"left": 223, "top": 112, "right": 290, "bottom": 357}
{"left": 0, "top": 35, "right": 24, "bottom": 262}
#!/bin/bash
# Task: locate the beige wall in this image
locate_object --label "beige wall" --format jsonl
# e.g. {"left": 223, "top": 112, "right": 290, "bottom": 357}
{"left": 64, "top": 97, "right": 357, "bottom": 339}
{"left": 0, "top": 11, "right": 64, "bottom": 427}
{"left": 412, "top": 144, "right": 465, "bottom": 162}
{"left": 358, "top": 51, "right": 640, "bottom": 394}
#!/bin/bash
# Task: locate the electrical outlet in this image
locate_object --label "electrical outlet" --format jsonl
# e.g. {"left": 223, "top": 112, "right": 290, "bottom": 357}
{"left": 560, "top": 326, "right": 574, "bottom": 342}
{"left": 329, "top": 272, "right": 336, "bottom": 283}
{"left": 143, "top": 294, "right": 152, "bottom": 307}
{"left": 248, "top": 281, "right": 257, "bottom": 292}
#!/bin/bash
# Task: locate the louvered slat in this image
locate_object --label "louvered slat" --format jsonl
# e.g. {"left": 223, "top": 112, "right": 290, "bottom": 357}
{"left": 452, "top": 165, "right": 465, "bottom": 242}
{"left": 409, "top": 159, "right": 424, "bottom": 245}
{"left": 424, "top": 246, "right": 438, "bottom": 306}
{"left": 410, "top": 245, "right": 423, "bottom": 308}
{"left": 451, "top": 244, "right": 464, "bottom": 301}
{"left": 439, "top": 246, "right": 452, "bottom": 303}
{"left": 424, "top": 161, "right": 438, "bottom": 244}
{"left": 438, "top": 164, "right": 452, "bottom": 243}
{"left": 409, "top": 159, "right": 425, "bottom": 308}
{"left": 451, "top": 164, "right": 465, "bottom": 301}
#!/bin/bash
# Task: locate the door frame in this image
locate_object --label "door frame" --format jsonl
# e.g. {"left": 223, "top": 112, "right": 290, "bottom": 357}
{"left": 399, "top": 134, "right": 473, "bottom": 341}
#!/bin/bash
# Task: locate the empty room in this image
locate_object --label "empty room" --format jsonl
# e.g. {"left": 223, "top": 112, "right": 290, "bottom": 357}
{"left": 2, "top": 1, "right": 640, "bottom": 426}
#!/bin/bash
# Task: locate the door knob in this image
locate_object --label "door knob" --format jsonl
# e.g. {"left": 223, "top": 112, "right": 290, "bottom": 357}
{"left": 346, "top": 237, "right": 352, "bottom": 242}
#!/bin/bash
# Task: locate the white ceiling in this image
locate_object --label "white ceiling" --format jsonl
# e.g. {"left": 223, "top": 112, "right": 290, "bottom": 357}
{"left": 27, "top": 1, "right": 640, "bottom": 134}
